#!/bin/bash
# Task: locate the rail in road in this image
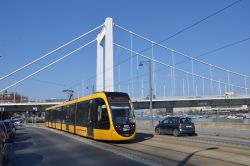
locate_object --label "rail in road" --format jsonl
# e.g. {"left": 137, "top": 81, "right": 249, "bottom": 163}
{"left": 7, "top": 124, "right": 250, "bottom": 166}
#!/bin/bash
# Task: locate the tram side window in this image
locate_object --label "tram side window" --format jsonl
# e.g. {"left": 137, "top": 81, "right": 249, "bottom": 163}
{"left": 54, "top": 110, "right": 57, "bottom": 122}
{"left": 48, "top": 111, "right": 53, "bottom": 122}
{"left": 63, "top": 106, "right": 71, "bottom": 124}
{"left": 76, "top": 101, "right": 89, "bottom": 126}
{"left": 50, "top": 110, "right": 54, "bottom": 122}
{"left": 50, "top": 110, "right": 55, "bottom": 122}
{"left": 69, "top": 104, "right": 76, "bottom": 124}
{"left": 59, "top": 108, "right": 63, "bottom": 123}
{"left": 55, "top": 108, "right": 61, "bottom": 123}
{"left": 96, "top": 99, "right": 110, "bottom": 130}
{"left": 45, "top": 111, "right": 49, "bottom": 122}
{"left": 61, "top": 109, "right": 66, "bottom": 123}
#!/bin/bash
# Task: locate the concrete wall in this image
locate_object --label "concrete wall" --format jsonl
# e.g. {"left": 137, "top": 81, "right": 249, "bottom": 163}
{"left": 136, "top": 120, "right": 250, "bottom": 130}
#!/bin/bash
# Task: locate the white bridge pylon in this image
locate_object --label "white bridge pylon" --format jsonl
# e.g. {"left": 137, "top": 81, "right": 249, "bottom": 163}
{"left": 96, "top": 17, "right": 114, "bottom": 92}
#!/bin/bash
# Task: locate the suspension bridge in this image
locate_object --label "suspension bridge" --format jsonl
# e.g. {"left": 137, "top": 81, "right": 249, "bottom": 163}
{"left": 0, "top": 17, "right": 250, "bottom": 112}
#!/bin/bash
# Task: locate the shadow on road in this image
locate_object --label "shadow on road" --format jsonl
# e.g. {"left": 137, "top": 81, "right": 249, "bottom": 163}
{"left": 109, "top": 132, "right": 154, "bottom": 144}
{"left": 12, "top": 142, "right": 33, "bottom": 151}
{"left": 14, "top": 132, "right": 27, "bottom": 137}
{"left": 177, "top": 147, "right": 219, "bottom": 166}
{"left": 131, "top": 132, "right": 154, "bottom": 143}
{"left": 14, "top": 135, "right": 32, "bottom": 143}
{"left": 7, "top": 153, "right": 43, "bottom": 166}
{"left": 7, "top": 127, "right": 43, "bottom": 166}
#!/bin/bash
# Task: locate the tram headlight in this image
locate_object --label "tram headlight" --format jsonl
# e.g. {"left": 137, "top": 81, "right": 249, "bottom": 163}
{"left": 115, "top": 125, "right": 122, "bottom": 130}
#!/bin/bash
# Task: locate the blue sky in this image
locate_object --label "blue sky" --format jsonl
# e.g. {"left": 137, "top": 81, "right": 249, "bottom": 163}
{"left": 0, "top": 0, "right": 249, "bottom": 100}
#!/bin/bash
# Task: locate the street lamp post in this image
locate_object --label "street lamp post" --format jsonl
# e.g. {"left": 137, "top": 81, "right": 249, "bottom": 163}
{"left": 139, "top": 60, "right": 153, "bottom": 127}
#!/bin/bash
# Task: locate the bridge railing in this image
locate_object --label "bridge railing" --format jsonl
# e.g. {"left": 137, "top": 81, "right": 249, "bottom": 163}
{"left": 0, "top": 99, "right": 66, "bottom": 104}
{"left": 131, "top": 95, "right": 250, "bottom": 101}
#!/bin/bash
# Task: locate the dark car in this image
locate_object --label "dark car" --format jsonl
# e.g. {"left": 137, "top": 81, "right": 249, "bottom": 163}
{"left": 0, "top": 122, "right": 9, "bottom": 140}
{"left": 155, "top": 116, "right": 196, "bottom": 136}
{"left": 3, "top": 120, "right": 16, "bottom": 139}
{"left": 0, "top": 126, "right": 4, "bottom": 164}
{"left": 0, "top": 121, "right": 11, "bottom": 165}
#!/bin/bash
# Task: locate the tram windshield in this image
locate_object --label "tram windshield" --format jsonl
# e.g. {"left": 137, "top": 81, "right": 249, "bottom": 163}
{"left": 110, "top": 103, "right": 135, "bottom": 125}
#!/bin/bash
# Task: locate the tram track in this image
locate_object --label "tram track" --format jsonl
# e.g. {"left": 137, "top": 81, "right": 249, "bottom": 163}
{"left": 139, "top": 136, "right": 250, "bottom": 158}
{"left": 138, "top": 129, "right": 250, "bottom": 148}
{"left": 27, "top": 124, "right": 250, "bottom": 166}
{"left": 109, "top": 134, "right": 250, "bottom": 166}
{"left": 109, "top": 143, "right": 244, "bottom": 166}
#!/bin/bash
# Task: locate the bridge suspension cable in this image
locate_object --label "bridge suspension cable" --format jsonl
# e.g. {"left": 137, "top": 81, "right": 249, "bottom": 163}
{"left": 0, "top": 24, "right": 103, "bottom": 82}
{"left": 59, "top": 37, "right": 249, "bottom": 99}
{"left": 113, "top": 0, "right": 241, "bottom": 60}
{"left": 150, "top": 0, "right": 242, "bottom": 44}
{"left": 175, "top": 37, "right": 250, "bottom": 66}
{"left": 113, "top": 43, "right": 249, "bottom": 92}
{"left": 55, "top": 38, "right": 249, "bottom": 100}
{"left": 0, "top": 39, "right": 96, "bottom": 93}
{"left": 110, "top": 60, "right": 247, "bottom": 98}
{"left": 114, "top": 23, "right": 250, "bottom": 79}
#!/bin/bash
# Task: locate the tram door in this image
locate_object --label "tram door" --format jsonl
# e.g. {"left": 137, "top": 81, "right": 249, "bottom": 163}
{"left": 87, "top": 100, "right": 94, "bottom": 138}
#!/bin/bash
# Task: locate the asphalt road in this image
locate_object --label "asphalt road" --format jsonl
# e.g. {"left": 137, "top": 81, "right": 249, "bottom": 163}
{"left": 113, "top": 132, "right": 250, "bottom": 166}
{"left": 7, "top": 125, "right": 250, "bottom": 166}
{"left": 137, "top": 129, "right": 250, "bottom": 147}
{"left": 7, "top": 126, "right": 147, "bottom": 166}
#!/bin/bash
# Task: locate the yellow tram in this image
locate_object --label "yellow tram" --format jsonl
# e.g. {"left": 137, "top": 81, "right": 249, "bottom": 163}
{"left": 45, "top": 92, "right": 136, "bottom": 141}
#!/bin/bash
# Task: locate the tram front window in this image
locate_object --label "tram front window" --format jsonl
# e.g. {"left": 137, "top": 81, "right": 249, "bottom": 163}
{"left": 110, "top": 103, "right": 135, "bottom": 125}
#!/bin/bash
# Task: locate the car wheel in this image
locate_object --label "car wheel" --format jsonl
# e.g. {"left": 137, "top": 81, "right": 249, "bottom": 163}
{"left": 155, "top": 128, "right": 161, "bottom": 135}
{"left": 189, "top": 133, "right": 197, "bottom": 136}
{"left": 173, "top": 129, "right": 180, "bottom": 137}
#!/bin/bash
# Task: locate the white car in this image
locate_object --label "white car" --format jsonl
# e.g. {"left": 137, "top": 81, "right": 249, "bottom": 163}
{"left": 13, "top": 119, "right": 21, "bottom": 126}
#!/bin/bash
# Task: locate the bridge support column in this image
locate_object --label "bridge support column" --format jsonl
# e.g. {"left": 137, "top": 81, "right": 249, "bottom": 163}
{"left": 96, "top": 34, "right": 104, "bottom": 92}
{"left": 96, "top": 17, "right": 114, "bottom": 92}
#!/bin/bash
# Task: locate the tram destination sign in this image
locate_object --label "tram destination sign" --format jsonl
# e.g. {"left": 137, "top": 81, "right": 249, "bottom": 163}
{"left": 108, "top": 97, "right": 129, "bottom": 103}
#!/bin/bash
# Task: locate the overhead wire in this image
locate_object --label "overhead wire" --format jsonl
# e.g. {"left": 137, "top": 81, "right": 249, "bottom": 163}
{"left": 122, "top": 0, "right": 242, "bottom": 54}
{"left": 154, "top": 0, "right": 242, "bottom": 44}
{"left": 175, "top": 37, "right": 250, "bottom": 66}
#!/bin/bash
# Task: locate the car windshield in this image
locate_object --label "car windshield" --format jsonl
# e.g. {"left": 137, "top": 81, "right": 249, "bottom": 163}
{"left": 180, "top": 118, "right": 192, "bottom": 124}
{"left": 110, "top": 103, "right": 135, "bottom": 124}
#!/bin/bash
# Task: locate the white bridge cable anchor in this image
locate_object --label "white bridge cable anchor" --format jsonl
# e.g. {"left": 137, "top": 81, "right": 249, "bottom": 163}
{"left": 0, "top": 39, "right": 96, "bottom": 93}
{"left": 0, "top": 24, "right": 103, "bottom": 82}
